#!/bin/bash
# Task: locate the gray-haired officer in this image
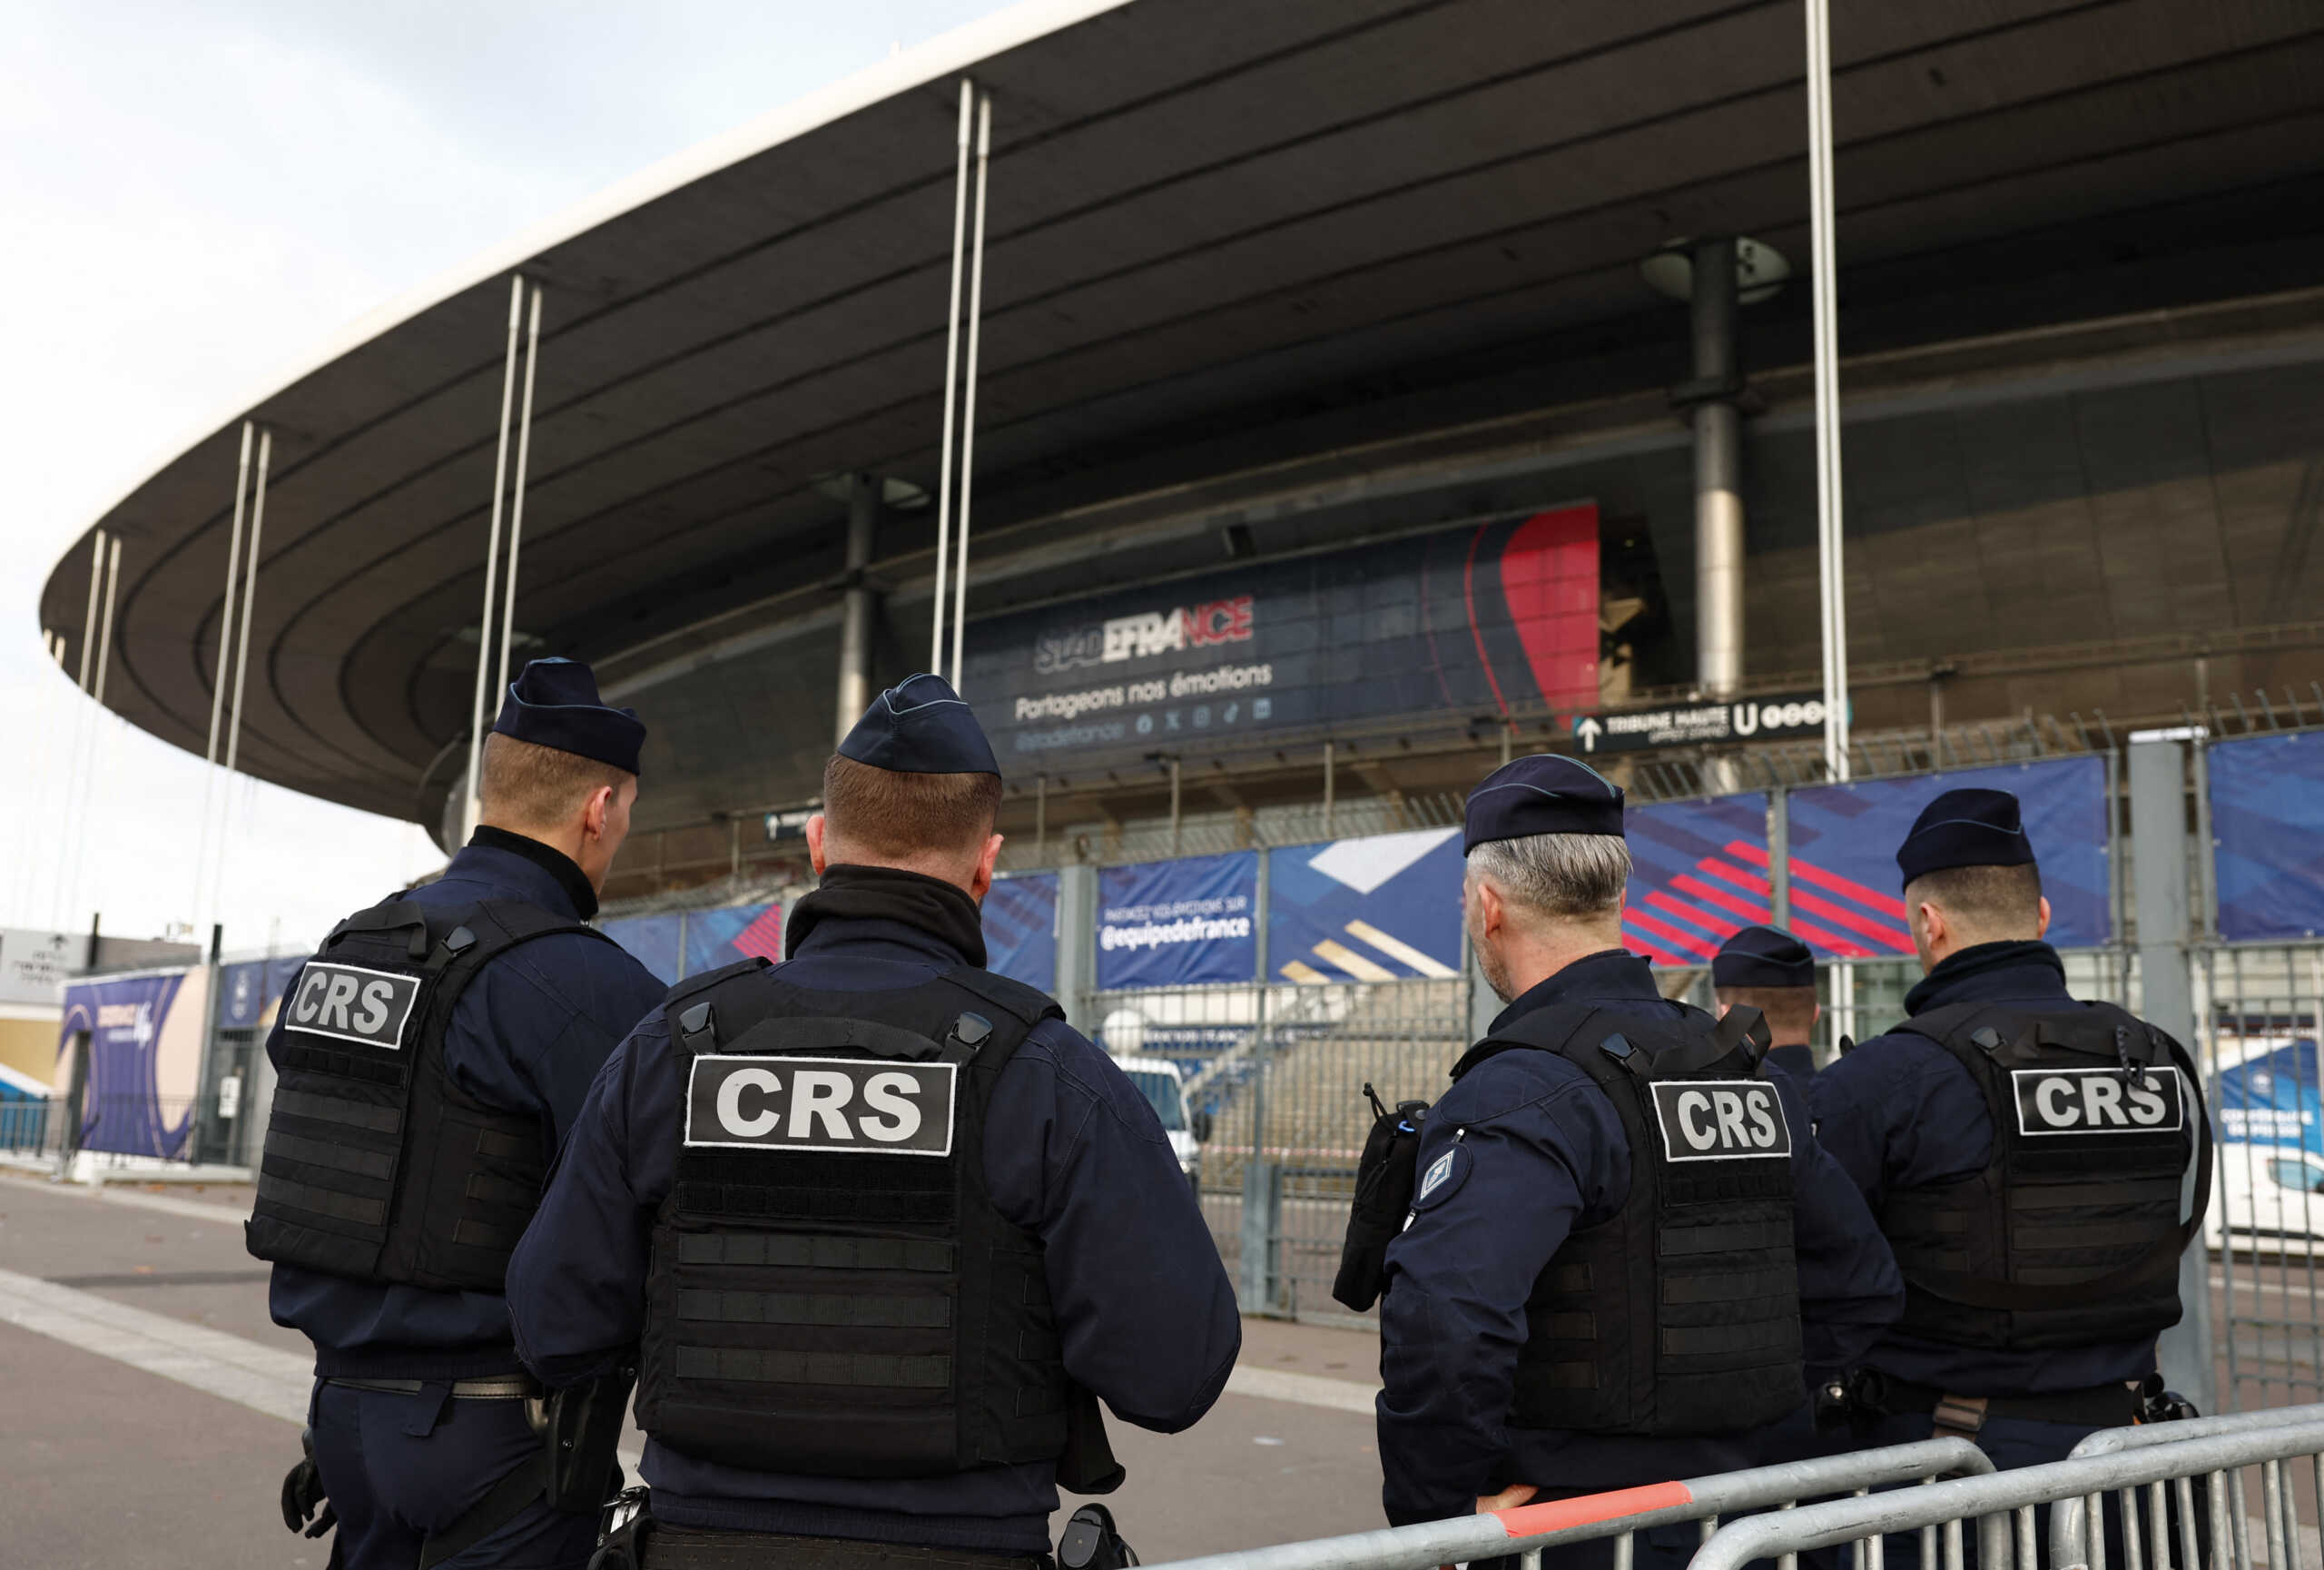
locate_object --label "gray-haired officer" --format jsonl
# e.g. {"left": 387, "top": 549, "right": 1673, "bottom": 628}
{"left": 1714, "top": 925, "right": 1821, "bottom": 1080}
{"left": 258, "top": 658, "right": 669, "bottom": 1568}
{"left": 1371, "top": 755, "right": 1900, "bottom": 1568}
{"left": 1808, "top": 788, "right": 2210, "bottom": 1472}
{"left": 506, "top": 673, "right": 1240, "bottom": 1568}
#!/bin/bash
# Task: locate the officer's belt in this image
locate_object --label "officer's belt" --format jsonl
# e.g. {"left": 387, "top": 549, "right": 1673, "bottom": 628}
{"left": 635, "top": 1525, "right": 1053, "bottom": 1570}
{"left": 1868, "top": 1375, "right": 2139, "bottom": 1434}
{"left": 326, "top": 1375, "right": 540, "bottom": 1399}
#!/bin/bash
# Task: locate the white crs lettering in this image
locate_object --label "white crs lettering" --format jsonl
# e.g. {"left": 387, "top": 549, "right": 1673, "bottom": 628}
{"left": 291, "top": 971, "right": 328, "bottom": 1023}
{"left": 2013, "top": 1066, "right": 2183, "bottom": 1136}
{"left": 353, "top": 980, "right": 395, "bottom": 1035}
{"left": 685, "top": 1056, "right": 955, "bottom": 1156}
{"left": 1657, "top": 1080, "right": 1792, "bottom": 1160}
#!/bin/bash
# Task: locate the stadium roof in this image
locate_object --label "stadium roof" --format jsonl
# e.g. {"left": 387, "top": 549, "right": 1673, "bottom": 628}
{"left": 38, "top": 0, "right": 2324, "bottom": 825}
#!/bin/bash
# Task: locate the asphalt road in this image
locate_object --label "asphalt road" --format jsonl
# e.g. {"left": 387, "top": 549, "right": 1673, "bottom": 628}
{"left": 9, "top": 1169, "right": 2324, "bottom": 1567}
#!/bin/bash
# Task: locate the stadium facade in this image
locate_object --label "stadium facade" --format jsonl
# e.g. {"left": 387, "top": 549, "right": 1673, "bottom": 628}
{"left": 35, "top": 0, "right": 2324, "bottom": 903}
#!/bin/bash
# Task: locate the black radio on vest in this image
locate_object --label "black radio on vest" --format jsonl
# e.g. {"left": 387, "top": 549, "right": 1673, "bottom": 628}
{"left": 1452, "top": 1002, "right": 1803, "bottom": 1437}
{"left": 635, "top": 953, "right": 1122, "bottom": 1487}
{"left": 246, "top": 897, "right": 619, "bottom": 1290}
{"left": 1879, "top": 1000, "right": 2211, "bottom": 1351}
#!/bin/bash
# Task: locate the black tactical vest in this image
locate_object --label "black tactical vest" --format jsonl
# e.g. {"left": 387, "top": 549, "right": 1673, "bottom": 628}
{"left": 634, "top": 957, "right": 1079, "bottom": 1479}
{"left": 1452, "top": 1002, "right": 1805, "bottom": 1438}
{"left": 245, "top": 897, "right": 615, "bottom": 1292}
{"left": 1879, "top": 999, "right": 2210, "bottom": 1351}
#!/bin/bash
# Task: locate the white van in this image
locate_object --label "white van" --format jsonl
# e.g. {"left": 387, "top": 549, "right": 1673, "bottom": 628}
{"left": 1113, "top": 1054, "right": 1208, "bottom": 1189}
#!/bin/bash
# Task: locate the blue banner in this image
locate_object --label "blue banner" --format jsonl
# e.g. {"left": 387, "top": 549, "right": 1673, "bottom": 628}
{"left": 58, "top": 970, "right": 202, "bottom": 1158}
{"left": 2212, "top": 733, "right": 2324, "bottom": 942}
{"left": 602, "top": 913, "right": 684, "bottom": 984}
{"left": 216, "top": 954, "right": 309, "bottom": 1030}
{"left": 984, "top": 873, "right": 1059, "bottom": 992}
{"left": 1620, "top": 794, "right": 1773, "bottom": 966}
{"left": 2217, "top": 1038, "right": 2323, "bottom": 1153}
{"left": 1267, "top": 828, "right": 1462, "bottom": 983}
{"left": 1098, "top": 852, "right": 1258, "bottom": 990}
{"left": 1785, "top": 757, "right": 2112, "bottom": 958}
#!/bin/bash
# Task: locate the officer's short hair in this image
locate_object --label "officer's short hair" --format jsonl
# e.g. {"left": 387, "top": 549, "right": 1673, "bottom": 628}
{"left": 1467, "top": 832, "right": 1631, "bottom": 918}
{"left": 1716, "top": 985, "right": 1817, "bottom": 1039}
{"left": 1905, "top": 862, "right": 2043, "bottom": 933}
{"left": 479, "top": 732, "right": 633, "bottom": 829}
{"left": 822, "top": 755, "right": 1002, "bottom": 859}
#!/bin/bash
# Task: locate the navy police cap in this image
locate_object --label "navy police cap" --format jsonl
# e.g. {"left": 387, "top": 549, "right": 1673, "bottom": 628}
{"left": 1714, "top": 924, "right": 1816, "bottom": 990}
{"left": 1462, "top": 754, "right": 1625, "bottom": 853}
{"left": 839, "top": 673, "right": 1000, "bottom": 776}
{"left": 491, "top": 657, "right": 645, "bottom": 775}
{"left": 1896, "top": 786, "right": 2034, "bottom": 888}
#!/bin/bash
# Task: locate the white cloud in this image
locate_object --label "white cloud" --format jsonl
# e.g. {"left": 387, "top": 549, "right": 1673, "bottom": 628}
{"left": 0, "top": 0, "right": 1003, "bottom": 952}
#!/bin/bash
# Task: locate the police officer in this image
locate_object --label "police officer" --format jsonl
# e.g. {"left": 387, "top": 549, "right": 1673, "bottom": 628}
{"left": 505, "top": 673, "right": 1241, "bottom": 1569}
{"left": 1807, "top": 788, "right": 2209, "bottom": 1470}
{"left": 255, "top": 657, "right": 670, "bottom": 1567}
{"left": 1714, "top": 925, "right": 1821, "bottom": 1080}
{"left": 1374, "top": 756, "right": 1901, "bottom": 1566}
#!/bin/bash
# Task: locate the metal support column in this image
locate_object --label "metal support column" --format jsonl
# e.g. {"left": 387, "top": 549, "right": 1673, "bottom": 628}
{"left": 1691, "top": 235, "right": 1745, "bottom": 705}
{"left": 2130, "top": 736, "right": 2215, "bottom": 1413}
{"left": 835, "top": 471, "right": 879, "bottom": 745}
{"left": 1806, "top": 0, "right": 1851, "bottom": 783}
{"left": 64, "top": 537, "right": 123, "bottom": 930}
{"left": 949, "top": 90, "right": 993, "bottom": 690}
{"left": 52, "top": 530, "right": 106, "bottom": 925}
{"left": 491, "top": 284, "right": 546, "bottom": 719}
{"left": 210, "top": 430, "right": 271, "bottom": 932}
{"left": 191, "top": 422, "right": 254, "bottom": 926}
{"left": 930, "top": 80, "right": 974, "bottom": 673}
{"left": 1322, "top": 741, "right": 1335, "bottom": 837}
{"left": 1034, "top": 775, "right": 1047, "bottom": 863}
{"left": 464, "top": 276, "right": 527, "bottom": 839}
{"left": 1054, "top": 864, "right": 1098, "bottom": 1034}
{"left": 1168, "top": 756, "right": 1182, "bottom": 855}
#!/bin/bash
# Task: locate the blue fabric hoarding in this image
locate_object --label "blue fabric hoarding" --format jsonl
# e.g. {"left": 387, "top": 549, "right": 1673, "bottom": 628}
{"left": 1266, "top": 828, "right": 1462, "bottom": 983}
{"left": 58, "top": 970, "right": 201, "bottom": 1158}
{"left": 602, "top": 913, "right": 684, "bottom": 983}
{"left": 1785, "top": 756, "right": 2112, "bottom": 958}
{"left": 984, "top": 873, "right": 1059, "bottom": 992}
{"left": 216, "top": 954, "right": 309, "bottom": 1029}
{"left": 2212, "top": 732, "right": 2324, "bottom": 941}
{"left": 1098, "top": 851, "right": 1258, "bottom": 990}
{"left": 1620, "top": 794, "right": 1773, "bottom": 967}
{"left": 2216, "top": 1038, "right": 2322, "bottom": 1153}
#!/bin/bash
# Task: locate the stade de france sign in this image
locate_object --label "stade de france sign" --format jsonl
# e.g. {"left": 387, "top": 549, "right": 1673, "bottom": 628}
{"left": 1571, "top": 693, "right": 1830, "bottom": 755}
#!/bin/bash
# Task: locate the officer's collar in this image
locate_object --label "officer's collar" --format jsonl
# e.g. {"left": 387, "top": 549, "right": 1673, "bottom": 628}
{"left": 464, "top": 824, "right": 599, "bottom": 921}
{"left": 1487, "top": 948, "right": 1659, "bottom": 1034}
{"left": 783, "top": 864, "right": 988, "bottom": 968}
{"left": 1903, "top": 938, "right": 2065, "bottom": 1015}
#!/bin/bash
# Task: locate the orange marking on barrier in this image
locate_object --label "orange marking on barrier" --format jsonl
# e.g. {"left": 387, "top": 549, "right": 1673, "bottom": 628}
{"left": 1497, "top": 1482, "right": 1693, "bottom": 1536}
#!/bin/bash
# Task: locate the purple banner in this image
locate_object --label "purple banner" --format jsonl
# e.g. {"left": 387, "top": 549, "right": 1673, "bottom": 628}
{"left": 57, "top": 970, "right": 201, "bottom": 1158}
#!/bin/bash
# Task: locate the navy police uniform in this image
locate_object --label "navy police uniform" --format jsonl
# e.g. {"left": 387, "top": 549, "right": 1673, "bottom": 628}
{"left": 505, "top": 676, "right": 1241, "bottom": 1565}
{"left": 258, "top": 659, "right": 666, "bottom": 1568}
{"left": 1807, "top": 789, "right": 2206, "bottom": 1475}
{"left": 1714, "top": 925, "right": 1821, "bottom": 1081}
{"left": 1376, "top": 759, "right": 1903, "bottom": 1557}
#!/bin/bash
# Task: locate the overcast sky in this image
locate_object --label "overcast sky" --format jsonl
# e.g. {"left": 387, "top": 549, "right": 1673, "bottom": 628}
{"left": 0, "top": 0, "right": 1004, "bottom": 955}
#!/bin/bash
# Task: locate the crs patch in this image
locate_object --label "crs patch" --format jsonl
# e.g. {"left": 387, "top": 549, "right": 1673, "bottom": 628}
{"left": 2013, "top": 1066, "right": 2185, "bottom": 1137}
{"left": 1651, "top": 1080, "right": 1793, "bottom": 1161}
{"left": 685, "top": 1055, "right": 956, "bottom": 1156}
{"left": 283, "top": 962, "right": 420, "bottom": 1052}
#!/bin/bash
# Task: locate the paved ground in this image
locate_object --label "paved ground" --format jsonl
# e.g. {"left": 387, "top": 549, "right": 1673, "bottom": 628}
{"left": 0, "top": 1171, "right": 1384, "bottom": 1565}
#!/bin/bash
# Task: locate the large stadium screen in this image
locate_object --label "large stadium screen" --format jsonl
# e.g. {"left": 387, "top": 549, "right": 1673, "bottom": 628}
{"left": 962, "top": 504, "right": 1600, "bottom": 774}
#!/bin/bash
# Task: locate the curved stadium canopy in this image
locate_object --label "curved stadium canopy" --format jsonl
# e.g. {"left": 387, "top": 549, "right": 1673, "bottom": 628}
{"left": 36, "top": 0, "right": 2324, "bottom": 836}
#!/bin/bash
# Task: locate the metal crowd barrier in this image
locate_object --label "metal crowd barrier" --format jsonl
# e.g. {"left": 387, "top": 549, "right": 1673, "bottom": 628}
{"left": 1691, "top": 1417, "right": 2324, "bottom": 1570}
{"left": 1140, "top": 1438, "right": 1998, "bottom": 1570}
{"left": 2049, "top": 1404, "right": 2324, "bottom": 1570}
